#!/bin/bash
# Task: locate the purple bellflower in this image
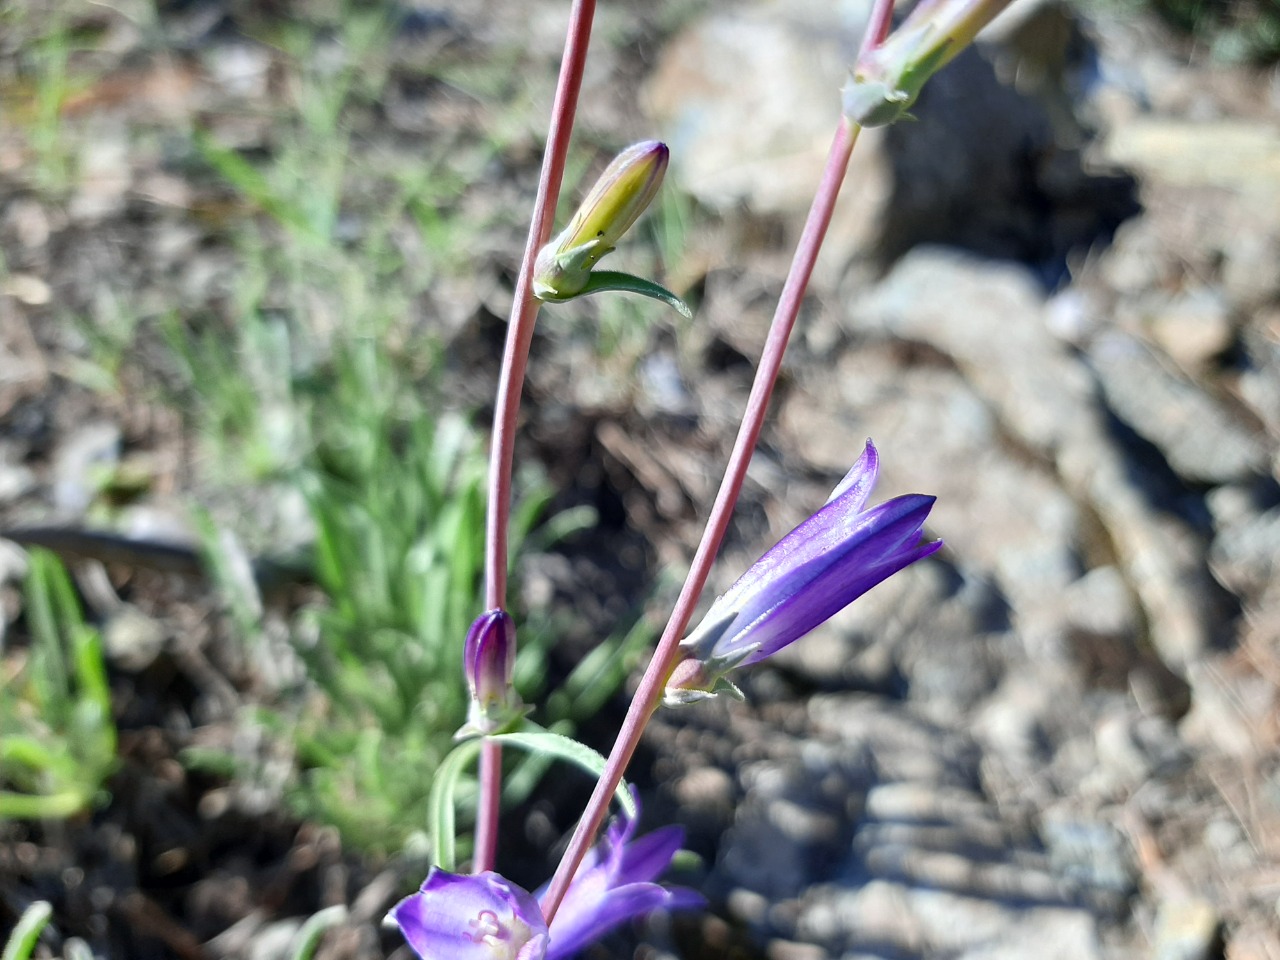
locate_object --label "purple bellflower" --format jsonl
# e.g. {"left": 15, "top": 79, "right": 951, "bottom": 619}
{"left": 535, "top": 798, "right": 705, "bottom": 959}
{"left": 391, "top": 869, "right": 549, "bottom": 960}
{"left": 391, "top": 802, "right": 703, "bottom": 960}
{"left": 666, "top": 440, "right": 941, "bottom": 702}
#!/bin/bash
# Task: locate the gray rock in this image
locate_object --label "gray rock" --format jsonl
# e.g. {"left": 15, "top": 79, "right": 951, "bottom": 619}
{"left": 780, "top": 353, "right": 1084, "bottom": 655}
{"left": 1100, "top": 119, "right": 1280, "bottom": 196}
{"left": 1209, "top": 502, "right": 1280, "bottom": 598}
{"left": 641, "top": 0, "right": 882, "bottom": 278}
{"left": 247, "top": 918, "right": 303, "bottom": 960}
{"left": 641, "top": 1, "right": 864, "bottom": 216}
{"left": 1088, "top": 330, "right": 1267, "bottom": 484}
{"left": 830, "top": 248, "right": 1223, "bottom": 670}
{"left": 847, "top": 248, "right": 1088, "bottom": 455}
{"left": 1055, "top": 438, "right": 1220, "bottom": 670}
{"left": 1237, "top": 309, "right": 1280, "bottom": 441}
{"left": 1221, "top": 226, "right": 1280, "bottom": 310}
{"left": 103, "top": 605, "right": 167, "bottom": 672}
{"left": 1144, "top": 287, "right": 1235, "bottom": 372}
{"left": 1062, "top": 566, "right": 1141, "bottom": 641}
{"left": 1040, "top": 815, "right": 1136, "bottom": 902}
{"left": 52, "top": 421, "right": 122, "bottom": 515}
{"left": 1153, "top": 899, "right": 1221, "bottom": 960}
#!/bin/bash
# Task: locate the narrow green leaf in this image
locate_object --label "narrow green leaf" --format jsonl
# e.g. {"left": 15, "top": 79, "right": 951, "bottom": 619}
{"left": 194, "top": 130, "right": 319, "bottom": 242}
{"left": 427, "top": 739, "right": 482, "bottom": 872}
{"left": 571, "top": 270, "right": 692, "bottom": 319}
{"left": 3, "top": 901, "right": 52, "bottom": 960}
{"left": 0, "top": 789, "right": 87, "bottom": 820}
{"left": 288, "top": 905, "right": 348, "bottom": 960}
{"left": 491, "top": 728, "right": 636, "bottom": 819}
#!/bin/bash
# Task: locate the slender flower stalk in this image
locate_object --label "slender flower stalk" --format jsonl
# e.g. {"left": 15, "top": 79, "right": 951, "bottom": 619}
{"left": 476, "top": 0, "right": 598, "bottom": 874}
{"left": 539, "top": 0, "right": 1024, "bottom": 914}
{"left": 541, "top": 114, "right": 863, "bottom": 920}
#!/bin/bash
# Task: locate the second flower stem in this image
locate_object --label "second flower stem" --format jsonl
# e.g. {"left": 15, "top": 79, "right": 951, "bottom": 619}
{"left": 475, "top": 0, "right": 598, "bottom": 875}
{"left": 541, "top": 116, "right": 862, "bottom": 920}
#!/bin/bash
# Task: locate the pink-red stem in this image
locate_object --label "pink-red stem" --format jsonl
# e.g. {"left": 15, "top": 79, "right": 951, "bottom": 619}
{"left": 541, "top": 116, "right": 862, "bottom": 919}
{"left": 474, "top": 0, "right": 598, "bottom": 875}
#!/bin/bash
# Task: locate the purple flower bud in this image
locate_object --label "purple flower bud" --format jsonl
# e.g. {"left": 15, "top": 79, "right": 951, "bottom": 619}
{"left": 667, "top": 440, "right": 941, "bottom": 701}
{"left": 391, "top": 869, "right": 549, "bottom": 960}
{"left": 462, "top": 609, "right": 523, "bottom": 736}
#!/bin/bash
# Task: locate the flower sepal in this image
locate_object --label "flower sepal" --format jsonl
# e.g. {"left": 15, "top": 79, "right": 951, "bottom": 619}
{"left": 454, "top": 700, "right": 533, "bottom": 742}
{"left": 664, "top": 662, "right": 745, "bottom": 706}
{"left": 534, "top": 268, "right": 692, "bottom": 319}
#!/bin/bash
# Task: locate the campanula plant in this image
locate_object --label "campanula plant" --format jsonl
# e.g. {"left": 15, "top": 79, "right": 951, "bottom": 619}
{"left": 667, "top": 441, "right": 941, "bottom": 703}
{"left": 388, "top": 0, "right": 1014, "bottom": 956}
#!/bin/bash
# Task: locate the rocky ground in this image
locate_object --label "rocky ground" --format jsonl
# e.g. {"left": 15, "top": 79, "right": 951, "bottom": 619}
{"left": 2, "top": 0, "right": 1278, "bottom": 959}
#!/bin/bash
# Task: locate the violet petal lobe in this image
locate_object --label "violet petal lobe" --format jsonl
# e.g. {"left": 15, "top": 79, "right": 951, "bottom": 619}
{"left": 546, "top": 883, "right": 701, "bottom": 960}
{"left": 392, "top": 869, "right": 549, "bottom": 960}
{"left": 538, "top": 806, "right": 704, "bottom": 960}
{"left": 719, "top": 440, "right": 881, "bottom": 606}
{"left": 733, "top": 495, "right": 941, "bottom": 666}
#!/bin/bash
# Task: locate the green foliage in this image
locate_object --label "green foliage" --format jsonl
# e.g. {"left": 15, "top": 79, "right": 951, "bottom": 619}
{"left": 429, "top": 724, "right": 638, "bottom": 873}
{"left": 155, "top": 13, "right": 648, "bottom": 857}
{"left": 2, "top": 901, "right": 52, "bottom": 960}
{"left": 1130, "top": 0, "right": 1280, "bottom": 61}
{"left": 0, "top": 552, "right": 117, "bottom": 820}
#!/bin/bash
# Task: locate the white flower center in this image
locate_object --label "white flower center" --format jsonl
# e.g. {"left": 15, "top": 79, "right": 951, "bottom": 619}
{"left": 467, "top": 910, "right": 507, "bottom": 947}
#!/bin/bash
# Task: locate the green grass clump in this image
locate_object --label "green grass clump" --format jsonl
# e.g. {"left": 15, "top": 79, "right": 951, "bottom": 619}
{"left": 1144, "top": 0, "right": 1280, "bottom": 61}
{"left": 2, "top": 2, "right": 651, "bottom": 858}
{"left": 0, "top": 551, "right": 117, "bottom": 821}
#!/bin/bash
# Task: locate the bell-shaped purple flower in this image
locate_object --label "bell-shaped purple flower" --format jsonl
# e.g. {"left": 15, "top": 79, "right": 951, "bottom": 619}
{"left": 667, "top": 440, "right": 941, "bottom": 702}
{"left": 391, "top": 802, "right": 703, "bottom": 960}
{"left": 537, "top": 802, "right": 705, "bottom": 959}
{"left": 391, "top": 869, "right": 549, "bottom": 960}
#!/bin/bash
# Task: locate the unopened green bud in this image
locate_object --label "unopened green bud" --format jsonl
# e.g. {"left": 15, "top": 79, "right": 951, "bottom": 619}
{"left": 534, "top": 140, "right": 669, "bottom": 302}
{"left": 843, "top": 0, "right": 1013, "bottom": 128}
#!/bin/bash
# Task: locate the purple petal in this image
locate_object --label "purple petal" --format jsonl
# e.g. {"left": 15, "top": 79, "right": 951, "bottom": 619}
{"left": 392, "top": 869, "right": 548, "bottom": 960}
{"left": 536, "top": 807, "right": 702, "bottom": 960}
{"left": 733, "top": 496, "right": 940, "bottom": 664}
{"left": 824, "top": 440, "right": 879, "bottom": 508}
{"left": 715, "top": 443, "right": 882, "bottom": 610}
{"left": 546, "top": 883, "right": 705, "bottom": 960}
{"left": 615, "top": 826, "right": 686, "bottom": 884}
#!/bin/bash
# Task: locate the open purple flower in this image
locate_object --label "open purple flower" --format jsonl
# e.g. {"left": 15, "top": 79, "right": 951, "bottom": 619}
{"left": 537, "top": 802, "right": 704, "bottom": 959}
{"left": 391, "top": 803, "right": 702, "bottom": 960}
{"left": 391, "top": 869, "right": 549, "bottom": 960}
{"left": 667, "top": 440, "right": 941, "bottom": 702}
